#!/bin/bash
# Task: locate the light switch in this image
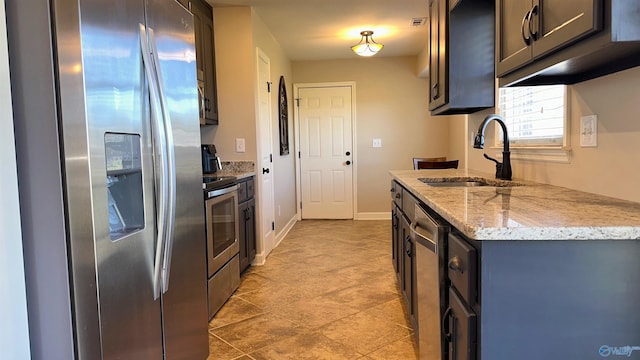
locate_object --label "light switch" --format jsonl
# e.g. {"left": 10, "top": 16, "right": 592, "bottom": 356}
{"left": 236, "top": 138, "right": 246, "bottom": 153}
{"left": 580, "top": 115, "right": 597, "bottom": 147}
{"left": 372, "top": 138, "right": 382, "bottom": 148}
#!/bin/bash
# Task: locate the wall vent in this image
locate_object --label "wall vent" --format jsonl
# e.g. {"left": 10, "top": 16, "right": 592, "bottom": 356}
{"left": 411, "top": 17, "right": 427, "bottom": 27}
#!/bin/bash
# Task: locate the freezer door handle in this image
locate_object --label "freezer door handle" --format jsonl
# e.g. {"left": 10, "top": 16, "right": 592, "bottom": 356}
{"left": 148, "top": 28, "right": 177, "bottom": 295}
{"left": 140, "top": 24, "right": 173, "bottom": 300}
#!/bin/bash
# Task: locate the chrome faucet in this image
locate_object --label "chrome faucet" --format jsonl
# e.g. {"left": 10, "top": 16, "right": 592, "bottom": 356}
{"left": 473, "top": 114, "right": 512, "bottom": 180}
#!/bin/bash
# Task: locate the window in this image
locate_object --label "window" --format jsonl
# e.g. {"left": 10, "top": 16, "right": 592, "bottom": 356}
{"left": 495, "top": 85, "right": 570, "bottom": 162}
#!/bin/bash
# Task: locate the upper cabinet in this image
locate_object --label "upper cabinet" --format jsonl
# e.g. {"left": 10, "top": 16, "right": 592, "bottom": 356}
{"left": 498, "top": 1, "right": 640, "bottom": 86}
{"left": 428, "top": 0, "right": 495, "bottom": 116}
{"left": 190, "top": 0, "right": 219, "bottom": 125}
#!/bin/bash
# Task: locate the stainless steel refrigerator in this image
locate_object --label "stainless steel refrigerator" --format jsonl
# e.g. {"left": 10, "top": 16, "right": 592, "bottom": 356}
{"left": 7, "top": 0, "right": 208, "bottom": 358}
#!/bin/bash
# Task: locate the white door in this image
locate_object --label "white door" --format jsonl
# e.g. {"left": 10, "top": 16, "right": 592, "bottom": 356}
{"left": 256, "top": 49, "right": 276, "bottom": 257}
{"left": 298, "top": 85, "right": 354, "bottom": 219}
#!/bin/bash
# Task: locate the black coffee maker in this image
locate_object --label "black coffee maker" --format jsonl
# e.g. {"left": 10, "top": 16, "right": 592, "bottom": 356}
{"left": 201, "top": 144, "right": 222, "bottom": 174}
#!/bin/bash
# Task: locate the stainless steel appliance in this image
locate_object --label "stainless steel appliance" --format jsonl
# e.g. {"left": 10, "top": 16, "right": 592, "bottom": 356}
{"left": 8, "top": 0, "right": 208, "bottom": 358}
{"left": 412, "top": 204, "right": 449, "bottom": 360}
{"left": 203, "top": 175, "right": 240, "bottom": 319}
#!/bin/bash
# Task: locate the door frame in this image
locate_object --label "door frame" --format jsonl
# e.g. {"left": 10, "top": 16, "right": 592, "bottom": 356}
{"left": 254, "top": 47, "right": 276, "bottom": 263}
{"left": 293, "top": 82, "right": 357, "bottom": 220}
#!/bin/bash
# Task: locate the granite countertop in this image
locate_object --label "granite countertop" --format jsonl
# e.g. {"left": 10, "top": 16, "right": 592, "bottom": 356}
{"left": 390, "top": 169, "right": 640, "bottom": 241}
{"left": 217, "top": 161, "right": 255, "bottom": 180}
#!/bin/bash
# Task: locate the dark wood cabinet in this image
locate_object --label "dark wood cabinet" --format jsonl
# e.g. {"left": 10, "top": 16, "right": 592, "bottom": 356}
{"left": 391, "top": 202, "right": 401, "bottom": 281}
{"left": 428, "top": 0, "right": 495, "bottom": 115}
{"left": 498, "top": 1, "right": 640, "bottom": 86}
{"left": 238, "top": 177, "right": 256, "bottom": 273}
{"left": 446, "top": 288, "right": 477, "bottom": 360}
{"left": 497, "top": 0, "right": 603, "bottom": 77}
{"left": 391, "top": 180, "right": 418, "bottom": 337}
{"left": 190, "top": 0, "right": 219, "bottom": 125}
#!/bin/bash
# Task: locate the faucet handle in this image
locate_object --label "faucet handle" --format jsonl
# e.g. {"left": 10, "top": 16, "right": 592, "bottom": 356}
{"left": 483, "top": 153, "right": 501, "bottom": 165}
{"left": 483, "top": 154, "right": 503, "bottom": 179}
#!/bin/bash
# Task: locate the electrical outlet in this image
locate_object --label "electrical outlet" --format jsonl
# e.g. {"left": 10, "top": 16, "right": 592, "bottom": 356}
{"left": 580, "top": 115, "right": 597, "bottom": 147}
{"left": 236, "top": 138, "right": 246, "bottom": 153}
{"left": 372, "top": 138, "right": 382, "bottom": 148}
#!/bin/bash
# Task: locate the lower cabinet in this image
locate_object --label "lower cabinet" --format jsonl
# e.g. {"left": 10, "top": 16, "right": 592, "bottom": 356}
{"left": 238, "top": 176, "right": 256, "bottom": 274}
{"left": 391, "top": 180, "right": 419, "bottom": 340}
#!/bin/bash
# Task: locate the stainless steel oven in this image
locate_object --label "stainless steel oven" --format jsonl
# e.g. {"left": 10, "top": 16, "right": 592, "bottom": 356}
{"left": 204, "top": 177, "right": 240, "bottom": 319}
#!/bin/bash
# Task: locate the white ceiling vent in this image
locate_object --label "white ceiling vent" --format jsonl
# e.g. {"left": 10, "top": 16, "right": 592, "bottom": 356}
{"left": 411, "top": 17, "right": 427, "bottom": 27}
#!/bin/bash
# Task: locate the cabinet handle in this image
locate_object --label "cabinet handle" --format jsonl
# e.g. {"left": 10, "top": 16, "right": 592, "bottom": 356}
{"left": 390, "top": 188, "right": 395, "bottom": 193}
{"left": 521, "top": 9, "right": 533, "bottom": 45}
{"left": 431, "top": 83, "right": 439, "bottom": 100}
{"left": 405, "top": 237, "right": 413, "bottom": 257}
{"left": 448, "top": 256, "right": 464, "bottom": 274}
{"left": 529, "top": 4, "right": 539, "bottom": 40}
{"left": 244, "top": 209, "right": 250, "bottom": 221}
{"left": 442, "top": 306, "right": 453, "bottom": 342}
{"left": 395, "top": 193, "right": 401, "bottom": 199}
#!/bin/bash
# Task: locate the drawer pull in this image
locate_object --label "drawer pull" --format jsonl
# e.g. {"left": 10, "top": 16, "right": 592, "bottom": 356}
{"left": 395, "top": 193, "right": 401, "bottom": 199}
{"left": 448, "top": 256, "right": 463, "bottom": 274}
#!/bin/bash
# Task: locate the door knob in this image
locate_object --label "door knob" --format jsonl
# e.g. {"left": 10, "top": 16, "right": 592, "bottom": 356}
{"left": 346, "top": 151, "right": 351, "bottom": 156}
{"left": 346, "top": 160, "right": 351, "bottom": 165}
{"left": 262, "top": 168, "right": 270, "bottom": 174}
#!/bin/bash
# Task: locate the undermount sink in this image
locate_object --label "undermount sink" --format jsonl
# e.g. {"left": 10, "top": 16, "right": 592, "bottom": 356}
{"left": 419, "top": 177, "right": 524, "bottom": 188}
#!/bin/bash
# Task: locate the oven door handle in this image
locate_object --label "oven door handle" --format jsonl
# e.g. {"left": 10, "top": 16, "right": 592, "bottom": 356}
{"left": 207, "top": 184, "right": 239, "bottom": 198}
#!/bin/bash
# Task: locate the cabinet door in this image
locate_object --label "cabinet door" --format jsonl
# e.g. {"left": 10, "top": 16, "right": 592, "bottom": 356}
{"left": 392, "top": 203, "right": 399, "bottom": 275}
{"left": 201, "top": 15, "right": 219, "bottom": 123}
{"left": 247, "top": 198, "right": 256, "bottom": 263}
{"left": 496, "top": 0, "right": 534, "bottom": 76}
{"left": 447, "top": 288, "right": 477, "bottom": 360}
{"left": 238, "top": 201, "right": 249, "bottom": 273}
{"left": 402, "top": 216, "right": 415, "bottom": 320}
{"left": 428, "top": 0, "right": 447, "bottom": 111}
{"left": 532, "top": 0, "right": 603, "bottom": 59}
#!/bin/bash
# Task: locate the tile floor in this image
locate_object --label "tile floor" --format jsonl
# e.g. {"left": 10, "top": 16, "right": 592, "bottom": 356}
{"left": 208, "top": 219, "right": 418, "bottom": 359}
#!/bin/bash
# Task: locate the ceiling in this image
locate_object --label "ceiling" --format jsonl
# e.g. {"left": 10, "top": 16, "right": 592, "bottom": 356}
{"left": 208, "top": 0, "right": 430, "bottom": 61}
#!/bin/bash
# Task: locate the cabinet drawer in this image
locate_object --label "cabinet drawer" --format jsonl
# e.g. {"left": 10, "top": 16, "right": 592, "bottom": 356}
{"left": 447, "top": 287, "right": 477, "bottom": 360}
{"left": 402, "top": 190, "right": 417, "bottom": 222}
{"left": 237, "top": 180, "right": 248, "bottom": 203}
{"left": 448, "top": 233, "right": 477, "bottom": 305}
{"left": 245, "top": 177, "right": 254, "bottom": 200}
{"left": 391, "top": 181, "right": 403, "bottom": 208}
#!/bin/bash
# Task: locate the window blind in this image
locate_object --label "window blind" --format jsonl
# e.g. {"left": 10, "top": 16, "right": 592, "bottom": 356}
{"left": 498, "top": 85, "right": 566, "bottom": 146}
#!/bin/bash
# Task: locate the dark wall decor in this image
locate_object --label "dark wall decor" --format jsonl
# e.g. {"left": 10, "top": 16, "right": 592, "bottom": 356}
{"left": 278, "top": 76, "right": 289, "bottom": 155}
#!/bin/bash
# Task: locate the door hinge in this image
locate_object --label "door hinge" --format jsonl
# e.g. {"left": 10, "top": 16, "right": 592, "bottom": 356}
{"left": 298, "top": 151, "right": 301, "bottom": 159}
{"left": 267, "top": 81, "right": 272, "bottom": 93}
{"left": 270, "top": 154, "right": 273, "bottom": 163}
{"left": 295, "top": 98, "right": 301, "bottom": 107}
{"left": 271, "top": 221, "right": 275, "bottom": 231}
{"left": 300, "top": 201, "right": 302, "bottom": 209}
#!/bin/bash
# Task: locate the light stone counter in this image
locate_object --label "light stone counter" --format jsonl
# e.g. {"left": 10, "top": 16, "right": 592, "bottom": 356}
{"left": 217, "top": 161, "right": 255, "bottom": 180}
{"left": 390, "top": 169, "right": 640, "bottom": 240}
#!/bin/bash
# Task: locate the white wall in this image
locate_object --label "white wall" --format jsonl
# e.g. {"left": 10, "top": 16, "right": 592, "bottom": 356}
{"left": 293, "top": 57, "right": 450, "bottom": 214}
{"left": 0, "top": 0, "right": 31, "bottom": 357}
{"left": 466, "top": 66, "right": 640, "bottom": 202}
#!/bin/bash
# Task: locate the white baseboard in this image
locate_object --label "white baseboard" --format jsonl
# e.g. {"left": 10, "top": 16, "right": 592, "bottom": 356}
{"left": 251, "top": 215, "right": 297, "bottom": 266}
{"left": 356, "top": 212, "right": 391, "bottom": 220}
{"left": 273, "top": 215, "right": 297, "bottom": 249}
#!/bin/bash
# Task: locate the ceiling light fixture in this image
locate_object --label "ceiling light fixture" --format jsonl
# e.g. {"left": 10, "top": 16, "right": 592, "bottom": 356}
{"left": 351, "top": 30, "right": 383, "bottom": 57}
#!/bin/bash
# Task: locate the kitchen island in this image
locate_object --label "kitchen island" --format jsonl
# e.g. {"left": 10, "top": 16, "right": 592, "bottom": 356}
{"left": 391, "top": 169, "right": 640, "bottom": 360}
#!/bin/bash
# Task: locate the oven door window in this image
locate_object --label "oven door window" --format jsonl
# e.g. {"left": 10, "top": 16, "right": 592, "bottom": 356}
{"left": 208, "top": 195, "right": 237, "bottom": 257}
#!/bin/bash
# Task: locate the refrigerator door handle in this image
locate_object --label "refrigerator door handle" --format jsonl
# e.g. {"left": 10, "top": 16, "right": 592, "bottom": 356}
{"left": 140, "top": 24, "right": 169, "bottom": 300}
{"left": 148, "top": 27, "right": 177, "bottom": 295}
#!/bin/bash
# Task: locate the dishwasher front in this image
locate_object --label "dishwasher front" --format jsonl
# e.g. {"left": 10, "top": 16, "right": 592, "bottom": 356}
{"left": 411, "top": 204, "right": 448, "bottom": 360}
